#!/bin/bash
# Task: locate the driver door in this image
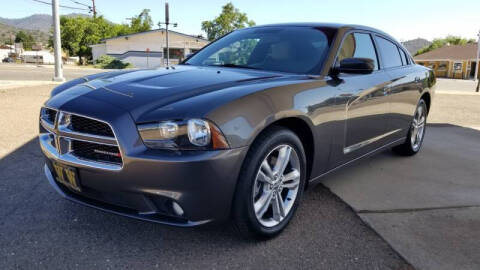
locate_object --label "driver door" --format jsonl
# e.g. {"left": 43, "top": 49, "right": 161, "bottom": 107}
{"left": 329, "top": 32, "right": 391, "bottom": 168}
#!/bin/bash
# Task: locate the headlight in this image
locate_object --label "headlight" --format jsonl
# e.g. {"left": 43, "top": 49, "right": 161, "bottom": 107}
{"left": 137, "top": 119, "right": 229, "bottom": 150}
{"left": 187, "top": 119, "right": 211, "bottom": 146}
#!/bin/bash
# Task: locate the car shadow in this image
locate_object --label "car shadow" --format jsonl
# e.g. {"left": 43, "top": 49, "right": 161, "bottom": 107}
{"left": 0, "top": 133, "right": 424, "bottom": 269}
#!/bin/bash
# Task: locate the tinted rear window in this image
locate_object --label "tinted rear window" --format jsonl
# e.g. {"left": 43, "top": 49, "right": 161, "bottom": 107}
{"left": 375, "top": 36, "right": 402, "bottom": 68}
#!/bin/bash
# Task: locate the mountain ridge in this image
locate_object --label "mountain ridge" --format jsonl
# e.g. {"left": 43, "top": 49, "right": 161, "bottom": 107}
{"left": 0, "top": 13, "right": 90, "bottom": 33}
{"left": 0, "top": 14, "right": 52, "bottom": 33}
{"left": 401, "top": 38, "right": 432, "bottom": 55}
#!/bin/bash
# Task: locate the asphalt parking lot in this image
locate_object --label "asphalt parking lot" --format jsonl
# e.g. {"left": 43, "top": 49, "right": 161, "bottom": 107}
{"left": 0, "top": 83, "right": 411, "bottom": 270}
{"left": 1, "top": 66, "right": 479, "bottom": 269}
{"left": 0, "top": 140, "right": 411, "bottom": 269}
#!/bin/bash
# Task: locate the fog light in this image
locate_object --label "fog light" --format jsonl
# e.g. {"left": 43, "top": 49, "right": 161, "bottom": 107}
{"left": 172, "top": 201, "right": 184, "bottom": 216}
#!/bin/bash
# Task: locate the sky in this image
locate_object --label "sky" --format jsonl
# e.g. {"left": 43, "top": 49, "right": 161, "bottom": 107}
{"left": 5, "top": 0, "right": 480, "bottom": 41}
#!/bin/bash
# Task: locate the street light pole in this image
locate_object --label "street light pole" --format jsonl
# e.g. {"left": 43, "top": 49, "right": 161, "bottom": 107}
{"left": 52, "top": 0, "right": 65, "bottom": 82}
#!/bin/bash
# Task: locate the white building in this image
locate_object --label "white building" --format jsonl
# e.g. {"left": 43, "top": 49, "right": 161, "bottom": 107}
{"left": 0, "top": 49, "right": 11, "bottom": 60}
{"left": 21, "top": 50, "right": 55, "bottom": 64}
{"left": 90, "top": 29, "right": 209, "bottom": 68}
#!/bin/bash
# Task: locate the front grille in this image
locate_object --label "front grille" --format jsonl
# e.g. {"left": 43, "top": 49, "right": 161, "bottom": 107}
{"left": 46, "top": 109, "right": 57, "bottom": 123}
{"left": 42, "top": 108, "right": 57, "bottom": 124}
{"left": 71, "top": 140, "right": 122, "bottom": 165}
{"left": 40, "top": 107, "right": 123, "bottom": 168}
{"left": 70, "top": 115, "right": 114, "bottom": 137}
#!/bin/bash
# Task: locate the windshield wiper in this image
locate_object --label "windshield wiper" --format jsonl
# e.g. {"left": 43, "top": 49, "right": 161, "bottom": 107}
{"left": 207, "top": 63, "right": 261, "bottom": 70}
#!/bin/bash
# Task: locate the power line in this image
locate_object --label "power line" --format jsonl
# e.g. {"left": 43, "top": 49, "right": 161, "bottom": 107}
{"left": 31, "top": 0, "right": 89, "bottom": 11}
{"left": 68, "top": 0, "right": 96, "bottom": 17}
{"left": 68, "top": 0, "right": 90, "bottom": 7}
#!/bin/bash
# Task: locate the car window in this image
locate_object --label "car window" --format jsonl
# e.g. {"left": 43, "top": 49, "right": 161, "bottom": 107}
{"left": 337, "top": 33, "right": 378, "bottom": 70}
{"left": 375, "top": 36, "right": 403, "bottom": 68}
{"left": 398, "top": 47, "right": 408, "bottom": 65}
{"left": 404, "top": 50, "right": 411, "bottom": 65}
{"left": 185, "top": 27, "right": 332, "bottom": 74}
{"left": 203, "top": 39, "right": 260, "bottom": 66}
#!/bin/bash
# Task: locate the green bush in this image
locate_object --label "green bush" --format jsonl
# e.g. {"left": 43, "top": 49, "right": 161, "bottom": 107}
{"left": 94, "top": 55, "right": 133, "bottom": 69}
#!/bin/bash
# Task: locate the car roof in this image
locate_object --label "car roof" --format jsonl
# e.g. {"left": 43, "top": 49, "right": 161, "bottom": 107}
{"left": 249, "top": 22, "right": 395, "bottom": 40}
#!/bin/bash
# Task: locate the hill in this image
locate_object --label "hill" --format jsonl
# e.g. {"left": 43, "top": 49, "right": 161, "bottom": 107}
{"left": 0, "top": 22, "right": 50, "bottom": 45}
{"left": 0, "top": 14, "right": 52, "bottom": 33}
{"left": 0, "top": 13, "right": 91, "bottom": 33}
{"left": 0, "top": 14, "right": 91, "bottom": 46}
{"left": 402, "top": 38, "right": 432, "bottom": 55}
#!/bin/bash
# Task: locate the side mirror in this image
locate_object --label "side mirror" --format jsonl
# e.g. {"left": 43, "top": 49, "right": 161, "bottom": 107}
{"left": 332, "top": 57, "right": 375, "bottom": 75}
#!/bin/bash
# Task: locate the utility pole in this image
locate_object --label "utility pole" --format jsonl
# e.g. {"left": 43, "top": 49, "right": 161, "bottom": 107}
{"left": 165, "top": 1, "right": 169, "bottom": 67}
{"left": 158, "top": 1, "right": 177, "bottom": 67}
{"left": 9, "top": 34, "right": 13, "bottom": 54}
{"left": 52, "top": 0, "right": 65, "bottom": 82}
{"left": 474, "top": 29, "right": 480, "bottom": 90}
{"left": 91, "top": 0, "right": 97, "bottom": 18}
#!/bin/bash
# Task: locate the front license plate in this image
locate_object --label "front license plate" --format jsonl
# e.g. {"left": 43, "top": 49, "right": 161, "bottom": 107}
{"left": 52, "top": 162, "right": 81, "bottom": 192}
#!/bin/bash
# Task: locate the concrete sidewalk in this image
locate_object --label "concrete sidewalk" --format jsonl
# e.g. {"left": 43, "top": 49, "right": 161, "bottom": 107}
{"left": 323, "top": 125, "right": 480, "bottom": 270}
{"left": 435, "top": 78, "right": 478, "bottom": 93}
{"left": 323, "top": 90, "right": 480, "bottom": 270}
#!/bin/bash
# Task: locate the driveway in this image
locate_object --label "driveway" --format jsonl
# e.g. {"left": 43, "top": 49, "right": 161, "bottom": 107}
{"left": 323, "top": 124, "right": 480, "bottom": 270}
{"left": 323, "top": 91, "right": 480, "bottom": 270}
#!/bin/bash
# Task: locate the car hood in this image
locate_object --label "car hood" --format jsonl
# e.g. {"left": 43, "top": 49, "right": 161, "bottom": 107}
{"left": 49, "top": 65, "right": 286, "bottom": 121}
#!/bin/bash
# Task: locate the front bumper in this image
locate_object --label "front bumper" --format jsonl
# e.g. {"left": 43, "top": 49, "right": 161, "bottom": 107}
{"left": 42, "top": 145, "right": 248, "bottom": 226}
{"left": 40, "top": 96, "right": 249, "bottom": 226}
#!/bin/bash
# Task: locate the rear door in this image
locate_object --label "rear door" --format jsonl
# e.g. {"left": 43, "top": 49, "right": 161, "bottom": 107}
{"left": 374, "top": 36, "right": 419, "bottom": 140}
{"left": 330, "top": 32, "right": 391, "bottom": 168}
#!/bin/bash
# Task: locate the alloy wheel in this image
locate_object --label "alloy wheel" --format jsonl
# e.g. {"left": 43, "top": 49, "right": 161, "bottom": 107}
{"left": 252, "top": 145, "right": 301, "bottom": 227}
{"left": 410, "top": 104, "right": 426, "bottom": 151}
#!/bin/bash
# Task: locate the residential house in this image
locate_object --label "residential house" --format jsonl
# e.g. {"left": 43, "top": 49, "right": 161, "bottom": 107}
{"left": 414, "top": 43, "right": 479, "bottom": 79}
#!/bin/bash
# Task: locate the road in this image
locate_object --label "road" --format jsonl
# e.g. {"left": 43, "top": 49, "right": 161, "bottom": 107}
{"left": 0, "top": 63, "right": 100, "bottom": 81}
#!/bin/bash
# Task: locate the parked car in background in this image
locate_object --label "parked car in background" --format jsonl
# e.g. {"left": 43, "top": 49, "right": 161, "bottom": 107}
{"left": 2, "top": 57, "right": 14, "bottom": 63}
{"left": 39, "top": 23, "right": 435, "bottom": 239}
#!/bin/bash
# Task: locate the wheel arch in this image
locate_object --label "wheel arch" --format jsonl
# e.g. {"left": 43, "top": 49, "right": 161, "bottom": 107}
{"left": 249, "top": 116, "right": 315, "bottom": 187}
{"left": 420, "top": 92, "right": 431, "bottom": 114}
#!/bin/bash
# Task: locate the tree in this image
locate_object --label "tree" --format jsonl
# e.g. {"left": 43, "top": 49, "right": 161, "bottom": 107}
{"left": 129, "top": 9, "right": 153, "bottom": 33}
{"left": 416, "top": 35, "right": 475, "bottom": 56}
{"left": 58, "top": 9, "right": 153, "bottom": 64}
{"left": 201, "top": 3, "right": 255, "bottom": 41}
{"left": 15, "top": 31, "right": 35, "bottom": 50}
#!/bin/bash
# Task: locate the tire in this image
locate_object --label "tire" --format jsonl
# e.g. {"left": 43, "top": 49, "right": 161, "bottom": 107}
{"left": 232, "top": 126, "right": 307, "bottom": 239}
{"left": 393, "top": 99, "right": 428, "bottom": 156}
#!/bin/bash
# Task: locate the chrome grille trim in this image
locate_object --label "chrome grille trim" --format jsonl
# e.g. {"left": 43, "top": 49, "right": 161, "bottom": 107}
{"left": 40, "top": 107, "right": 57, "bottom": 131}
{"left": 58, "top": 127, "right": 118, "bottom": 146}
{"left": 39, "top": 107, "right": 123, "bottom": 171}
{"left": 40, "top": 134, "right": 122, "bottom": 171}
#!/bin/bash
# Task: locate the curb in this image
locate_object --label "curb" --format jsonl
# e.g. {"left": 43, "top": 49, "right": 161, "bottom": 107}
{"left": 0, "top": 80, "right": 62, "bottom": 90}
{"left": 436, "top": 90, "right": 480, "bottom": 95}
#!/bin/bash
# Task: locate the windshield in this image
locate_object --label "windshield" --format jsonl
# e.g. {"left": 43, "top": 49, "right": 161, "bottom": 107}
{"left": 185, "top": 27, "right": 332, "bottom": 74}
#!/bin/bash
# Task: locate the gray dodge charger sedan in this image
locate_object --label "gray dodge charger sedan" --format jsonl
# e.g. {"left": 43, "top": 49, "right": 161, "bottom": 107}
{"left": 39, "top": 23, "right": 435, "bottom": 238}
